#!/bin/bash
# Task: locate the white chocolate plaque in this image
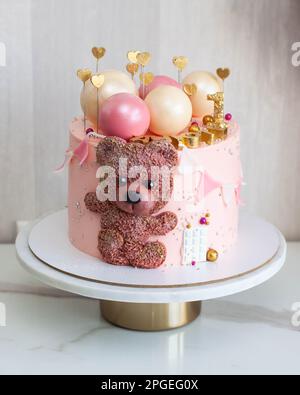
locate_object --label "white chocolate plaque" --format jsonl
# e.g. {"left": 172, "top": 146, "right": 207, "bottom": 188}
{"left": 183, "top": 226, "right": 208, "bottom": 265}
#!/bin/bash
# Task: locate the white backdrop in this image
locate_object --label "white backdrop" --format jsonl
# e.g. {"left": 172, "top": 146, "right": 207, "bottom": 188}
{"left": 0, "top": 0, "right": 300, "bottom": 242}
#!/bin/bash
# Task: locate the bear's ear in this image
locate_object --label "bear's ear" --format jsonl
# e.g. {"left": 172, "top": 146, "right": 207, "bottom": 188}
{"left": 146, "top": 139, "right": 178, "bottom": 168}
{"left": 96, "top": 137, "right": 127, "bottom": 165}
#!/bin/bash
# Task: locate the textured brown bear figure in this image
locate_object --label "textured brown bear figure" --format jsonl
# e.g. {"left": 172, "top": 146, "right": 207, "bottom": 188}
{"left": 84, "top": 137, "right": 178, "bottom": 269}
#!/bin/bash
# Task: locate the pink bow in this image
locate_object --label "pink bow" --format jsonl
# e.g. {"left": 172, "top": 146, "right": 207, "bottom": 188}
{"left": 55, "top": 137, "right": 89, "bottom": 173}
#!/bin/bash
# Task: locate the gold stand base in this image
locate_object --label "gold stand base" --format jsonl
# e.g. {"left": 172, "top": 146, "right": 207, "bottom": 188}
{"left": 100, "top": 301, "right": 201, "bottom": 331}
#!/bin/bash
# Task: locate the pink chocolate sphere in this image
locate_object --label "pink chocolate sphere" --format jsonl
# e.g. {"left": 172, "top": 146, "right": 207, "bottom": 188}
{"left": 139, "top": 75, "right": 181, "bottom": 99}
{"left": 99, "top": 93, "right": 150, "bottom": 140}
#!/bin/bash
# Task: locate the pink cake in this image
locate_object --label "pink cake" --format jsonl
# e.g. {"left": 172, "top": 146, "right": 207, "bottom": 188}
{"left": 66, "top": 56, "right": 242, "bottom": 269}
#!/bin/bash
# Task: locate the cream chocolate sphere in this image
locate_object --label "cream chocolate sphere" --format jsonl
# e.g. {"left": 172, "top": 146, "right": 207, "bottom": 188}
{"left": 145, "top": 85, "right": 192, "bottom": 136}
{"left": 182, "top": 71, "right": 221, "bottom": 118}
{"left": 80, "top": 70, "right": 137, "bottom": 127}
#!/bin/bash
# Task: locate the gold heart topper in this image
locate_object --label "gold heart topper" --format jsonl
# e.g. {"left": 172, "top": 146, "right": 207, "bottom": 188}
{"left": 172, "top": 56, "right": 188, "bottom": 71}
{"left": 92, "top": 47, "right": 106, "bottom": 60}
{"left": 216, "top": 68, "right": 230, "bottom": 80}
{"left": 126, "top": 63, "right": 139, "bottom": 76}
{"left": 127, "top": 51, "right": 141, "bottom": 64}
{"left": 90, "top": 74, "right": 105, "bottom": 89}
{"left": 140, "top": 72, "right": 154, "bottom": 86}
{"left": 77, "top": 69, "right": 92, "bottom": 83}
{"left": 183, "top": 83, "right": 197, "bottom": 96}
{"left": 136, "top": 52, "right": 151, "bottom": 67}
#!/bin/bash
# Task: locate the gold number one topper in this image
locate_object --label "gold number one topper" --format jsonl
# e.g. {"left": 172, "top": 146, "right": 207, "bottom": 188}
{"left": 77, "top": 69, "right": 92, "bottom": 133}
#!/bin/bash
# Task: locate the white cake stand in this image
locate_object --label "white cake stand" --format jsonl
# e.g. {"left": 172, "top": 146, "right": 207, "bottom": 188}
{"left": 16, "top": 210, "right": 286, "bottom": 331}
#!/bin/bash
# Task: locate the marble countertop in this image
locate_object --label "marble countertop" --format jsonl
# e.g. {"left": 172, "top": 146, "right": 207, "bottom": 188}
{"left": 0, "top": 242, "right": 299, "bottom": 375}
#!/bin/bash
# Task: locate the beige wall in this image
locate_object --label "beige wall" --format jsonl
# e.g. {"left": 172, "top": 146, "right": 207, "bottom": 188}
{"left": 0, "top": 0, "right": 300, "bottom": 242}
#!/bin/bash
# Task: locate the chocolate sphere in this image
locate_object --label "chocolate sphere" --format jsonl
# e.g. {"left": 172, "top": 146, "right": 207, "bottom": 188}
{"left": 145, "top": 85, "right": 192, "bottom": 136}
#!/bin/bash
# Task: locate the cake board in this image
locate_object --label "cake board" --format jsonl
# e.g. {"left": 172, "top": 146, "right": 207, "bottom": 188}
{"left": 16, "top": 210, "right": 286, "bottom": 331}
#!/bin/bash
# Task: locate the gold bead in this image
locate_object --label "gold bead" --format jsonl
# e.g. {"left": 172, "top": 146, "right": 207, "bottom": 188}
{"left": 186, "top": 223, "right": 192, "bottom": 229}
{"left": 207, "top": 249, "right": 218, "bottom": 262}
{"left": 203, "top": 115, "right": 214, "bottom": 126}
{"left": 189, "top": 124, "right": 200, "bottom": 133}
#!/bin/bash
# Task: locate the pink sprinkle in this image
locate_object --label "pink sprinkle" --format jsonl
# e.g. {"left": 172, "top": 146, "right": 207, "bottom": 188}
{"left": 200, "top": 217, "right": 207, "bottom": 225}
{"left": 225, "top": 113, "right": 232, "bottom": 121}
{"left": 192, "top": 260, "right": 196, "bottom": 266}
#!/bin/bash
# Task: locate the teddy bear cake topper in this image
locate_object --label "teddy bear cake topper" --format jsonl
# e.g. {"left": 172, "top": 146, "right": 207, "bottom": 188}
{"left": 84, "top": 136, "right": 179, "bottom": 269}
